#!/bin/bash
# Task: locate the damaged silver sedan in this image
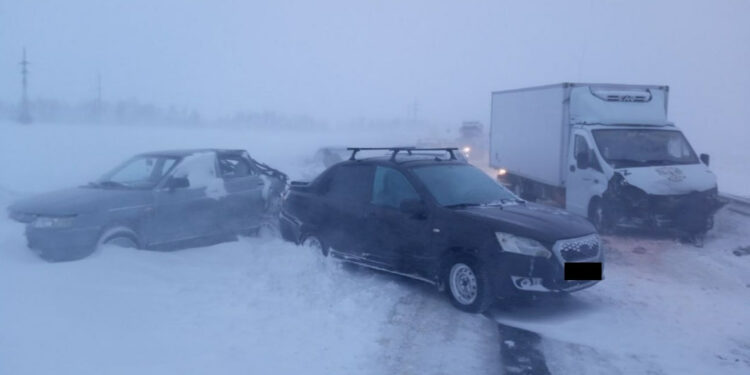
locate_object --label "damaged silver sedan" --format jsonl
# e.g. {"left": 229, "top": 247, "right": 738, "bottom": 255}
{"left": 7, "top": 149, "right": 287, "bottom": 261}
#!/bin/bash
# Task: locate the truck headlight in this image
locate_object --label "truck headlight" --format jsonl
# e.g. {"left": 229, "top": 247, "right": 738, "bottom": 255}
{"left": 495, "top": 232, "right": 552, "bottom": 258}
{"left": 32, "top": 216, "right": 76, "bottom": 229}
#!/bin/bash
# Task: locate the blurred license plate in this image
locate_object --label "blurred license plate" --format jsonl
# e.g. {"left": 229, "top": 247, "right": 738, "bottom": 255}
{"left": 564, "top": 262, "right": 602, "bottom": 281}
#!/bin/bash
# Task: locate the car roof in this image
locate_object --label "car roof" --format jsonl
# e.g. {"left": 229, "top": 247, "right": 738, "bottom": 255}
{"left": 137, "top": 148, "right": 245, "bottom": 158}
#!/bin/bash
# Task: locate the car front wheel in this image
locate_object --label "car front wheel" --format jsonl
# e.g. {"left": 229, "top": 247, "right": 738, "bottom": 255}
{"left": 102, "top": 236, "right": 138, "bottom": 248}
{"left": 98, "top": 227, "right": 140, "bottom": 250}
{"left": 302, "top": 234, "right": 329, "bottom": 256}
{"left": 445, "top": 257, "right": 494, "bottom": 313}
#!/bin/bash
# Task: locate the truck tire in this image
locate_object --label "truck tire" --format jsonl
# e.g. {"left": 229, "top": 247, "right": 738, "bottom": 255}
{"left": 444, "top": 256, "right": 495, "bottom": 313}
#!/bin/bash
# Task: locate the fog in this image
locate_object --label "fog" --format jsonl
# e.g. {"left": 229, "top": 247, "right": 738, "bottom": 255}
{"left": 1, "top": 3, "right": 750, "bottom": 373}
{"left": 2, "top": 1, "right": 749, "bottom": 134}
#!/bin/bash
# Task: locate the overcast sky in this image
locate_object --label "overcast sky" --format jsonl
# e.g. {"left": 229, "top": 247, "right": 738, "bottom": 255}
{"left": 1, "top": 0, "right": 749, "bottom": 141}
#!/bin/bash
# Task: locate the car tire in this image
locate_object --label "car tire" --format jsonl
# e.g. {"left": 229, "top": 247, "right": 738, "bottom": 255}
{"left": 444, "top": 256, "right": 494, "bottom": 313}
{"left": 301, "top": 234, "right": 329, "bottom": 256}
{"left": 98, "top": 228, "right": 140, "bottom": 250}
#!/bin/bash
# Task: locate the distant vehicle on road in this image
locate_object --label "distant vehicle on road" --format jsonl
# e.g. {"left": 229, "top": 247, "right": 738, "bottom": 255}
{"left": 280, "top": 147, "right": 602, "bottom": 313}
{"left": 8, "top": 149, "right": 287, "bottom": 261}
{"left": 490, "top": 83, "right": 724, "bottom": 243}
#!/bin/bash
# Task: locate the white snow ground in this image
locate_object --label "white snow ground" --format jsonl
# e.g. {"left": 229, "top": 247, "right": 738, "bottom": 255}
{"left": 0, "top": 122, "right": 499, "bottom": 375}
{"left": 1, "top": 122, "right": 748, "bottom": 375}
{"left": 490, "top": 208, "right": 750, "bottom": 375}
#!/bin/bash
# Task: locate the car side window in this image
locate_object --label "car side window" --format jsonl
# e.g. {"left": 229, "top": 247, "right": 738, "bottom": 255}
{"left": 218, "top": 155, "right": 254, "bottom": 179}
{"left": 325, "top": 165, "right": 374, "bottom": 203}
{"left": 371, "top": 166, "right": 420, "bottom": 209}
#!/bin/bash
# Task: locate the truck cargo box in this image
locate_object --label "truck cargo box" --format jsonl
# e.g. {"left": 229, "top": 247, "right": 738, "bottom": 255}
{"left": 490, "top": 83, "right": 669, "bottom": 188}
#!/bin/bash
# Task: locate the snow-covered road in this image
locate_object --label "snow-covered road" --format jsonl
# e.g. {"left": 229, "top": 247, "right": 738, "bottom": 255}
{"left": 491, "top": 206, "right": 750, "bottom": 374}
{"left": 0, "top": 214, "right": 500, "bottom": 375}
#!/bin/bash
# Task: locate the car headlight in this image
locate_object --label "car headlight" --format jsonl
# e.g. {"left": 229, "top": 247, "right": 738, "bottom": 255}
{"left": 495, "top": 232, "right": 552, "bottom": 258}
{"left": 32, "top": 216, "right": 76, "bottom": 229}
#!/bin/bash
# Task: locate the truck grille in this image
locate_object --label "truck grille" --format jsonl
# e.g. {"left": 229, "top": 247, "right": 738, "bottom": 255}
{"left": 554, "top": 234, "right": 600, "bottom": 262}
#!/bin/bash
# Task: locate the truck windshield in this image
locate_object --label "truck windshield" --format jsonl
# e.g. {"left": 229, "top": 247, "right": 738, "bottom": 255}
{"left": 411, "top": 164, "right": 517, "bottom": 207}
{"left": 592, "top": 129, "right": 699, "bottom": 168}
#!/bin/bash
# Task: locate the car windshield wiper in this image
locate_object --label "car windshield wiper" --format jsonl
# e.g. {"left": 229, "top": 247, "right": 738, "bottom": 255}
{"left": 485, "top": 198, "right": 514, "bottom": 206}
{"left": 444, "top": 202, "right": 484, "bottom": 209}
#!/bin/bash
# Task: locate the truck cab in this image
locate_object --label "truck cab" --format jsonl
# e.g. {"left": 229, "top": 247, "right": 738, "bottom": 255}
{"left": 566, "top": 123, "right": 719, "bottom": 235}
{"left": 491, "top": 83, "right": 724, "bottom": 241}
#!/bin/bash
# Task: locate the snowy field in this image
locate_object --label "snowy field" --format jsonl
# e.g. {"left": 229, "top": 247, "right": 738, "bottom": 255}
{"left": 1, "top": 122, "right": 749, "bottom": 375}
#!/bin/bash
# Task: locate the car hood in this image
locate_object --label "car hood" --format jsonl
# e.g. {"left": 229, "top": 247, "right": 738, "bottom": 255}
{"left": 8, "top": 187, "right": 152, "bottom": 216}
{"left": 616, "top": 163, "right": 717, "bottom": 195}
{"left": 457, "top": 202, "right": 595, "bottom": 243}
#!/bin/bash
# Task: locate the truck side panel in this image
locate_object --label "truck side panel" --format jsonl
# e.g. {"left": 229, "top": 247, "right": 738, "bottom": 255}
{"left": 490, "top": 85, "right": 567, "bottom": 187}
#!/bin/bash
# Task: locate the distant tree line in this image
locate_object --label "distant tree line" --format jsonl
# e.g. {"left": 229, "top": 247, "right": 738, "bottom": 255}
{"left": 0, "top": 98, "right": 329, "bottom": 129}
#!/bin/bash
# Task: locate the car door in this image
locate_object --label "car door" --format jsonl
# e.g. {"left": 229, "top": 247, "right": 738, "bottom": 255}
{"left": 363, "top": 166, "right": 433, "bottom": 274}
{"left": 318, "top": 164, "right": 374, "bottom": 258}
{"left": 217, "top": 152, "right": 265, "bottom": 234}
{"left": 566, "top": 132, "right": 605, "bottom": 217}
{"left": 152, "top": 152, "right": 223, "bottom": 245}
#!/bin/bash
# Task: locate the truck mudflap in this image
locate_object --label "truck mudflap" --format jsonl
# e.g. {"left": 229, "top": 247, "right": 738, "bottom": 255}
{"left": 601, "top": 172, "right": 726, "bottom": 239}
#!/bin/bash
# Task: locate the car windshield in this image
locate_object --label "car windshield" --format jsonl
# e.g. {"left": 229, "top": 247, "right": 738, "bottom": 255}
{"left": 411, "top": 164, "right": 517, "bottom": 207}
{"left": 592, "top": 129, "right": 699, "bottom": 168}
{"left": 95, "top": 155, "right": 179, "bottom": 189}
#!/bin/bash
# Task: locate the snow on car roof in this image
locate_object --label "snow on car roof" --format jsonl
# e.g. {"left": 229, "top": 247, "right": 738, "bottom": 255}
{"left": 137, "top": 148, "right": 244, "bottom": 157}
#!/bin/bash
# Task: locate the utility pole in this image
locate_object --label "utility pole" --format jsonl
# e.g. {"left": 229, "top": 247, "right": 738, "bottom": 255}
{"left": 18, "top": 48, "right": 32, "bottom": 124}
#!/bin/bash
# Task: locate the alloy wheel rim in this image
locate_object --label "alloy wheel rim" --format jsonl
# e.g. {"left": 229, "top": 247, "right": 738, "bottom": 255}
{"left": 449, "top": 263, "right": 478, "bottom": 305}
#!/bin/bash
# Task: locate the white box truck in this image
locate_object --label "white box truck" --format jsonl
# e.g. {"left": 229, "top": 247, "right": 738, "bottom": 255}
{"left": 490, "top": 83, "right": 724, "bottom": 241}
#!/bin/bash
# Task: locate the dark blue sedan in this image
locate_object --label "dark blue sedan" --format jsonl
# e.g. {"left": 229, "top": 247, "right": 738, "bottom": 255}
{"left": 8, "top": 149, "right": 287, "bottom": 261}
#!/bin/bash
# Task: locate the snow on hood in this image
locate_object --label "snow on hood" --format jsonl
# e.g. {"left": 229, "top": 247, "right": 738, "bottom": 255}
{"left": 617, "top": 163, "right": 717, "bottom": 195}
{"left": 172, "top": 152, "right": 227, "bottom": 199}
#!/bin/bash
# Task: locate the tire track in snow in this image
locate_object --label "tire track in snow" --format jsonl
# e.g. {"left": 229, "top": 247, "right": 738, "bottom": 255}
{"left": 376, "top": 284, "right": 501, "bottom": 375}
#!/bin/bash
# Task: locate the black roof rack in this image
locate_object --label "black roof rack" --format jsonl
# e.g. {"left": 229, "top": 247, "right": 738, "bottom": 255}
{"left": 347, "top": 147, "right": 459, "bottom": 161}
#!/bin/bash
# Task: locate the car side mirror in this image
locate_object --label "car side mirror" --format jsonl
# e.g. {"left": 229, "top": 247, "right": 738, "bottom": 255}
{"left": 166, "top": 176, "right": 190, "bottom": 190}
{"left": 400, "top": 199, "right": 427, "bottom": 218}
{"left": 575, "top": 152, "right": 590, "bottom": 169}
{"left": 700, "top": 153, "right": 710, "bottom": 166}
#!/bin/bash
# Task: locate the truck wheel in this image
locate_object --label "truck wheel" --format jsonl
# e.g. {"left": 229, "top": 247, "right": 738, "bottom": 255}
{"left": 445, "top": 256, "right": 494, "bottom": 313}
{"left": 302, "top": 234, "right": 329, "bottom": 256}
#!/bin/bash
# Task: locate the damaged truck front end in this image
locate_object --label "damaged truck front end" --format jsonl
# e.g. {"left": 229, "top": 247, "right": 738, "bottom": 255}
{"left": 600, "top": 172, "right": 726, "bottom": 238}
